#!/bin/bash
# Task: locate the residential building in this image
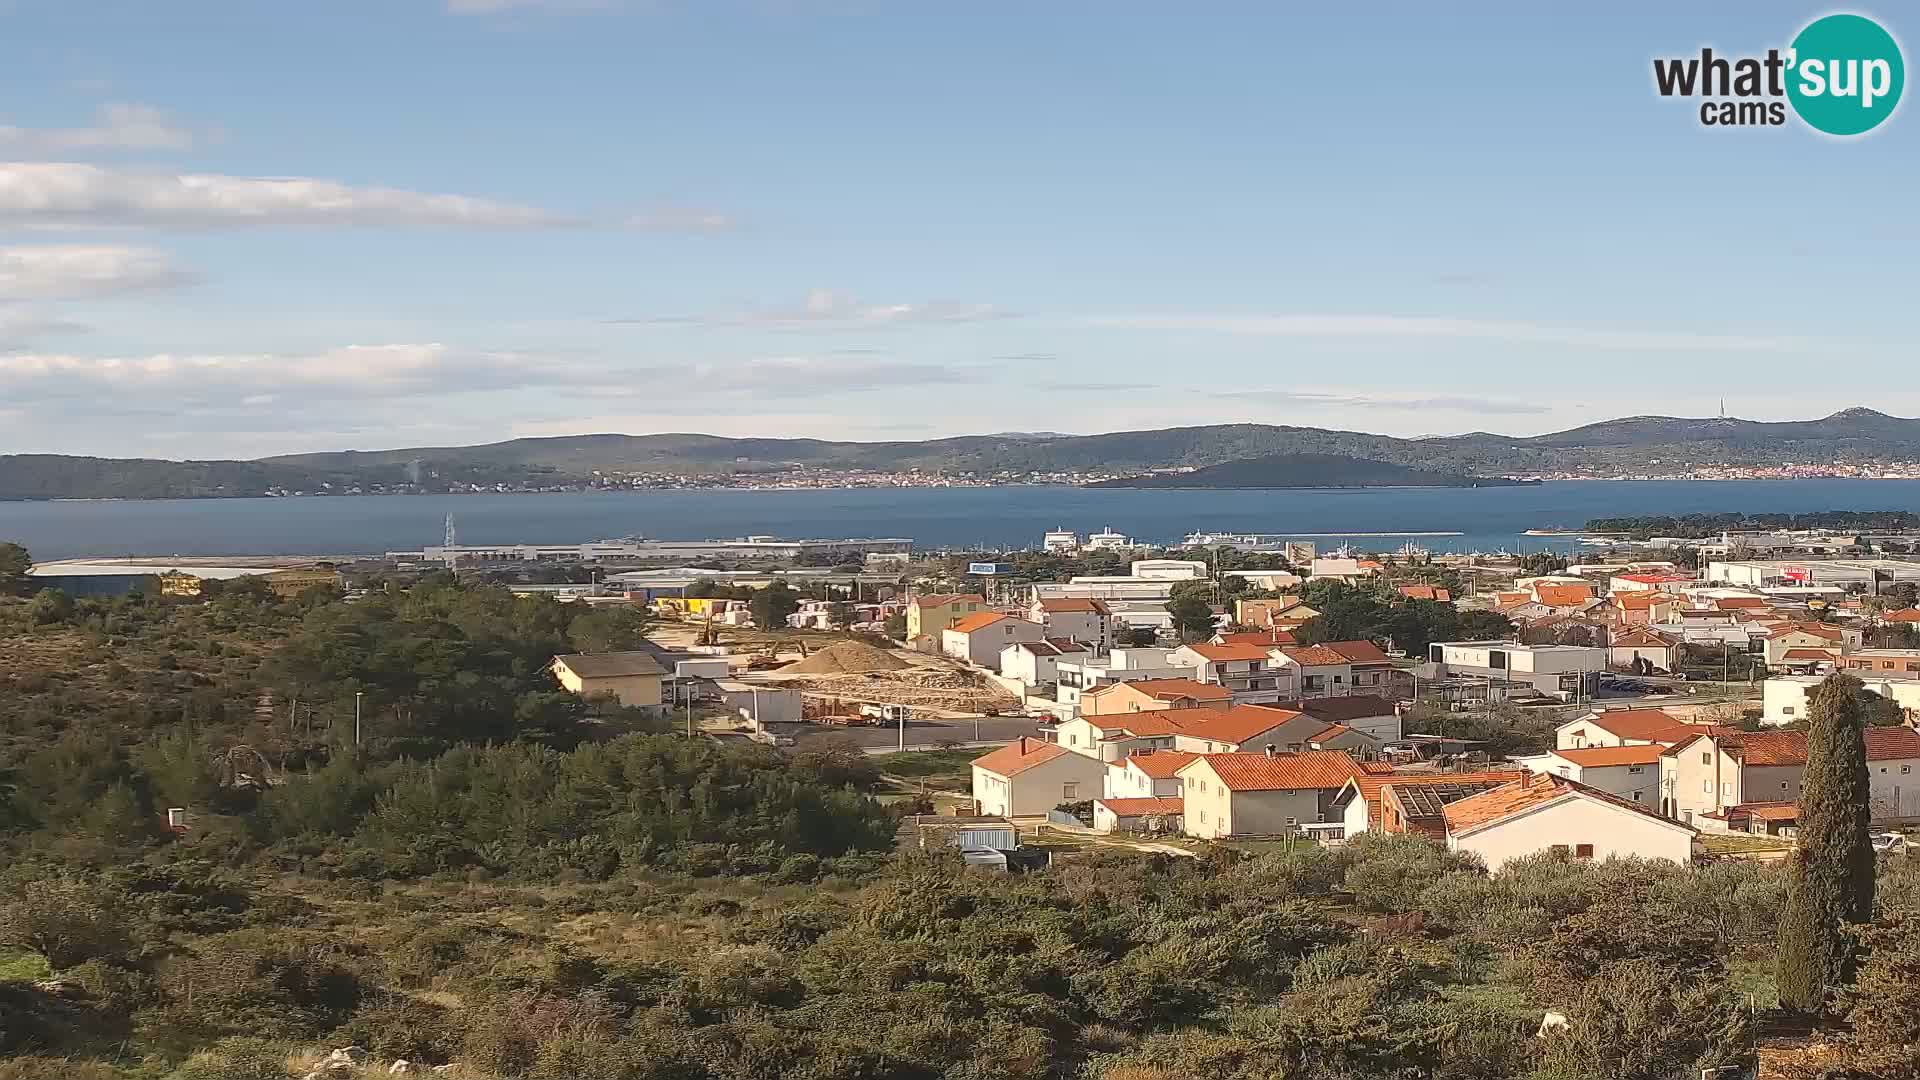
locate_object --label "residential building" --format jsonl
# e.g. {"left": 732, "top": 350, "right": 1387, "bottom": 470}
{"left": 1612, "top": 591, "right": 1682, "bottom": 626}
{"left": 1281, "top": 644, "right": 1357, "bottom": 698}
{"left": 1610, "top": 572, "right": 1698, "bottom": 594}
{"left": 1080, "top": 678, "right": 1231, "bottom": 716}
{"left": 1000, "top": 639, "right": 1089, "bottom": 687}
{"left": 1840, "top": 648, "right": 1920, "bottom": 678}
{"left": 550, "top": 652, "right": 666, "bottom": 713}
{"left": 1659, "top": 726, "right": 1920, "bottom": 825}
{"left": 1234, "top": 597, "right": 1317, "bottom": 629}
{"left": 1167, "top": 704, "right": 1360, "bottom": 756}
{"left": 1319, "top": 639, "right": 1396, "bottom": 694}
{"left": 906, "top": 593, "right": 988, "bottom": 640}
{"left": 1532, "top": 582, "right": 1597, "bottom": 609}
{"left": 1028, "top": 597, "right": 1115, "bottom": 651}
{"left": 1042, "top": 529, "right": 1080, "bottom": 553}
{"left": 1053, "top": 648, "right": 1197, "bottom": 709}
{"left": 1763, "top": 674, "right": 1920, "bottom": 726}
{"left": 1268, "top": 694, "right": 1403, "bottom": 742}
{"left": 942, "top": 612, "right": 1045, "bottom": 669}
{"left": 1085, "top": 527, "right": 1134, "bottom": 550}
{"left": 1104, "top": 750, "right": 1198, "bottom": 799}
{"left": 1442, "top": 773, "right": 1698, "bottom": 872}
{"left": 1053, "top": 708, "right": 1220, "bottom": 761}
{"left": 1555, "top": 707, "right": 1699, "bottom": 750}
{"left": 1610, "top": 628, "right": 1683, "bottom": 672}
{"left": 971, "top": 738, "right": 1108, "bottom": 817}
{"left": 1333, "top": 771, "right": 1525, "bottom": 839}
{"left": 1424, "top": 641, "right": 1605, "bottom": 701}
{"left": 1173, "top": 642, "right": 1290, "bottom": 703}
{"left": 1216, "top": 628, "right": 1299, "bottom": 648}
{"left": 1880, "top": 607, "right": 1920, "bottom": 624}
{"left": 1511, "top": 744, "right": 1665, "bottom": 806}
{"left": 1092, "top": 796, "right": 1185, "bottom": 834}
{"left": 1397, "top": 584, "right": 1452, "bottom": 602}
{"left": 1176, "top": 750, "right": 1369, "bottom": 839}
{"left": 1763, "top": 623, "right": 1857, "bottom": 668}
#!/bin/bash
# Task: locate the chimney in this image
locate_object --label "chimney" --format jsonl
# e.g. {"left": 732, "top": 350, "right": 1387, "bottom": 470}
{"left": 1519, "top": 771, "right": 1532, "bottom": 789}
{"left": 1265, "top": 744, "right": 1277, "bottom": 758}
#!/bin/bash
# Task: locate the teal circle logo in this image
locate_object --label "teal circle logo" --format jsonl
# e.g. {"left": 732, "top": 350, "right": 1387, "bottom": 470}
{"left": 1787, "top": 14, "right": 1904, "bottom": 135}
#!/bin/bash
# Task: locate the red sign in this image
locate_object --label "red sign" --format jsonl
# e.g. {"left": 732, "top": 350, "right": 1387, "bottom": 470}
{"left": 1783, "top": 566, "right": 1810, "bottom": 582}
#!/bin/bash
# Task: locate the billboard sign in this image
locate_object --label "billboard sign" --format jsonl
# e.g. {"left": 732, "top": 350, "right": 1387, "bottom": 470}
{"left": 968, "top": 562, "right": 1013, "bottom": 576}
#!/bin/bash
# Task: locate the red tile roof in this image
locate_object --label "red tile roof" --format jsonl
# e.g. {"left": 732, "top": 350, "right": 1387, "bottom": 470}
{"left": 1320, "top": 639, "right": 1392, "bottom": 664}
{"left": 971, "top": 737, "right": 1072, "bottom": 778}
{"left": 1281, "top": 645, "right": 1351, "bottom": 666}
{"left": 1552, "top": 744, "right": 1669, "bottom": 767}
{"left": 1115, "top": 750, "right": 1199, "bottom": 779}
{"left": 1568, "top": 708, "right": 1693, "bottom": 743}
{"left": 1086, "top": 706, "right": 1224, "bottom": 737}
{"left": 1181, "top": 750, "right": 1363, "bottom": 791}
{"left": 1781, "top": 647, "right": 1840, "bottom": 661}
{"left": 1618, "top": 573, "right": 1696, "bottom": 585}
{"left": 1704, "top": 727, "right": 1920, "bottom": 767}
{"left": 1442, "top": 771, "right": 1689, "bottom": 835}
{"left": 1732, "top": 801, "right": 1800, "bottom": 822}
{"left": 1398, "top": 585, "right": 1451, "bottom": 602}
{"left": 1096, "top": 796, "right": 1184, "bottom": 817}
{"left": 1768, "top": 623, "right": 1845, "bottom": 641}
{"left": 1535, "top": 583, "right": 1595, "bottom": 607}
{"left": 1714, "top": 597, "right": 1772, "bottom": 610}
{"left": 1610, "top": 628, "right": 1677, "bottom": 649}
{"left": 1883, "top": 608, "right": 1920, "bottom": 623}
{"left": 1087, "top": 677, "right": 1232, "bottom": 703}
{"left": 1181, "top": 705, "right": 1306, "bottom": 745}
{"left": 1184, "top": 642, "right": 1275, "bottom": 662}
{"left": 947, "top": 611, "right": 1011, "bottom": 634}
{"left": 1615, "top": 591, "right": 1678, "bottom": 610}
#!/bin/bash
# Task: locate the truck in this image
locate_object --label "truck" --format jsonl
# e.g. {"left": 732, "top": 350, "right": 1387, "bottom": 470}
{"left": 859, "top": 703, "right": 912, "bottom": 724}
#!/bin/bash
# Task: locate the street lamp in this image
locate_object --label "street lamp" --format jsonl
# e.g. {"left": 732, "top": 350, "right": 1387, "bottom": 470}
{"left": 354, "top": 691, "right": 363, "bottom": 747}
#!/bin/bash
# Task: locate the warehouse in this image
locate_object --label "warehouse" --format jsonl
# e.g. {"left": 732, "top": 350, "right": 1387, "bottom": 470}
{"left": 1707, "top": 559, "right": 1920, "bottom": 589}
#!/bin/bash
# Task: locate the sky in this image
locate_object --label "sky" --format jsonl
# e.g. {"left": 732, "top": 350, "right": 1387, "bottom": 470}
{"left": 0, "top": 1, "right": 1914, "bottom": 459}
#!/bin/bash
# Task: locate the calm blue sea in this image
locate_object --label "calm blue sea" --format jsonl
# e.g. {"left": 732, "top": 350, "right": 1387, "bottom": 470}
{"left": 5, "top": 480, "right": 1920, "bottom": 560}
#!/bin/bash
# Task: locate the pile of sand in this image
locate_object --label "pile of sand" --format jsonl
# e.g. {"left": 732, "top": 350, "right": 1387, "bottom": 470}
{"left": 780, "top": 641, "right": 911, "bottom": 675}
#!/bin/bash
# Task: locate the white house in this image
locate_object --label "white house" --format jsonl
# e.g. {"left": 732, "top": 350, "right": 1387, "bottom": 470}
{"left": 1554, "top": 708, "right": 1696, "bottom": 750}
{"left": 971, "top": 737, "right": 1108, "bottom": 817}
{"left": 1659, "top": 726, "right": 1920, "bottom": 826}
{"left": 1053, "top": 647, "right": 1198, "bottom": 709}
{"left": 1000, "top": 638, "right": 1088, "bottom": 687}
{"left": 1085, "top": 527, "right": 1134, "bottom": 551}
{"left": 1103, "top": 750, "right": 1198, "bottom": 799}
{"left": 942, "top": 612, "right": 1045, "bottom": 670}
{"left": 1176, "top": 750, "right": 1368, "bottom": 840}
{"left": 1332, "top": 771, "right": 1525, "bottom": 839}
{"left": 1441, "top": 773, "right": 1698, "bottom": 872}
{"left": 1028, "top": 597, "right": 1115, "bottom": 651}
{"left": 1269, "top": 695, "right": 1403, "bottom": 742}
{"left": 1174, "top": 641, "right": 1291, "bottom": 703}
{"left": 1092, "top": 796, "right": 1185, "bottom": 834}
{"left": 1763, "top": 674, "right": 1920, "bottom": 727}
{"left": 1511, "top": 744, "right": 1665, "bottom": 806}
{"left": 1609, "top": 628, "right": 1683, "bottom": 673}
{"left": 1042, "top": 529, "right": 1080, "bottom": 552}
{"left": 1426, "top": 641, "right": 1606, "bottom": 701}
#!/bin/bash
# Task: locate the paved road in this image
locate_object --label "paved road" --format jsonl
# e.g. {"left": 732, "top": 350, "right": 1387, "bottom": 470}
{"left": 791, "top": 714, "right": 1044, "bottom": 752}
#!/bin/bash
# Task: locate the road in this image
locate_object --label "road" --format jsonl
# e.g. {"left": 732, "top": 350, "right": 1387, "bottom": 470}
{"left": 790, "top": 714, "right": 1044, "bottom": 753}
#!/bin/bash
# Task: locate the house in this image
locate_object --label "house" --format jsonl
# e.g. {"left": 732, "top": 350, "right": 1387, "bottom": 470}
{"left": 1279, "top": 645, "right": 1356, "bottom": 698}
{"left": 1555, "top": 707, "right": 1698, "bottom": 750}
{"left": 1092, "top": 796, "right": 1185, "bottom": 834}
{"left": 1000, "top": 639, "right": 1089, "bottom": 687}
{"left": 1042, "top": 529, "right": 1080, "bottom": 553}
{"left": 1610, "top": 628, "right": 1682, "bottom": 673}
{"left": 1397, "top": 584, "right": 1452, "bottom": 602}
{"left": 1532, "top": 582, "right": 1596, "bottom": 609}
{"left": 1085, "top": 527, "right": 1133, "bottom": 550}
{"left": 1881, "top": 607, "right": 1920, "bottom": 624}
{"left": 896, "top": 815, "right": 1018, "bottom": 855}
{"left": 1660, "top": 726, "right": 1920, "bottom": 826}
{"left": 1105, "top": 750, "right": 1198, "bottom": 798}
{"left": 551, "top": 652, "right": 666, "bottom": 713}
{"left": 1610, "top": 572, "right": 1698, "bottom": 594}
{"left": 1177, "top": 750, "right": 1369, "bottom": 839}
{"left": 1053, "top": 707, "right": 1221, "bottom": 761}
{"left": 1318, "top": 639, "right": 1396, "bottom": 694}
{"left": 1762, "top": 622, "right": 1859, "bottom": 667}
{"left": 1215, "top": 628, "right": 1299, "bottom": 648}
{"left": 1779, "top": 647, "right": 1841, "bottom": 674}
{"left": 1028, "top": 597, "right": 1115, "bottom": 651}
{"left": 1080, "top": 678, "right": 1231, "bottom": 716}
{"left": 942, "top": 612, "right": 1045, "bottom": 669}
{"left": 1333, "top": 771, "right": 1525, "bottom": 839}
{"left": 1839, "top": 648, "right": 1920, "bottom": 677}
{"left": 1512, "top": 744, "right": 1666, "bottom": 806}
{"left": 1612, "top": 591, "right": 1682, "bottom": 627}
{"left": 1235, "top": 597, "right": 1318, "bottom": 629}
{"left": 1173, "top": 641, "right": 1290, "bottom": 703}
{"left": 906, "top": 593, "right": 988, "bottom": 640}
{"left": 1163, "top": 704, "right": 1358, "bottom": 756}
{"left": 1441, "top": 772, "right": 1698, "bottom": 872}
{"left": 1763, "top": 673, "right": 1920, "bottom": 727}
{"left": 1053, "top": 648, "right": 1199, "bottom": 709}
{"left": 1267, "top": 694, "right": 1403, "bottom": 742}
{"left": 971, "top": 738, "right": 1108, "bottom": 817}
{"left": 1722, "top": 802, "right": 1800, "bottom": 837}
{"left": 1425, "top": 641, "right": 1605, "bottom": 701}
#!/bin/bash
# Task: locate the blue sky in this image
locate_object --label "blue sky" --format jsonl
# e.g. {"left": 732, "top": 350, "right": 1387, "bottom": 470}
{"left": 0, "top": 1, "right": 1912, "bottom": 458}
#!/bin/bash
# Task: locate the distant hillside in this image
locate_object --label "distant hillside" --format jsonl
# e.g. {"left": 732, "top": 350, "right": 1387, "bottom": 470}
{"left": 1087, "top": 453, "right": 1525, "bottom": 489}
{"left": 6, "top": 408, "right": 1920, "bottom": 499}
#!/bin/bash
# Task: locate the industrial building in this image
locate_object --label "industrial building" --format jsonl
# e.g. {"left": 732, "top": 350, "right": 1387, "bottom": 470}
{"left": 1707, "top": 558, "right": 1920, "bottom": 589}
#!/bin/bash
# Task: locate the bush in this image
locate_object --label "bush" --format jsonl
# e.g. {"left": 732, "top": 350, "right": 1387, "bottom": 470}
{"left": 1343, "top": 833, "right": 1480, "bottom": 913}
{"left": 0, "top": 878, "right": 133, "bottom": 971}
{"left": 168, "top": 1035, "right": 289, "bottom": 1080}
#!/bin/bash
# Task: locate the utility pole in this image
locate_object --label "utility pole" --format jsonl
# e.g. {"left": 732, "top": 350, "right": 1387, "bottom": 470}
{"left": 354, "top": 691, "right": 363, "bottom": 747}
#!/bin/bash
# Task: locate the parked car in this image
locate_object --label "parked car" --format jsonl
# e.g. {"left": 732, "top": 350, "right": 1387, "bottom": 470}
{"left": 1871, "top": 832, "right": 1909, "bottom": 856}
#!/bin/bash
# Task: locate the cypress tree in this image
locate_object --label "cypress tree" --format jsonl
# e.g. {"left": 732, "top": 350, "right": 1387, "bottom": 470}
{"left": 1776, "top": 672, "right": 1875, "bottom": 1014}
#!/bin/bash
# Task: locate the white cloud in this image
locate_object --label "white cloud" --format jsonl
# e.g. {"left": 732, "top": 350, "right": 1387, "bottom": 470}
{"left": 0, "top": 163, "right": 575, "bottom": 229}
{"left": 0, "top": 104, "right": 201, "bottom": 153}
{"left": 1088, "top": 313, "right": 1803, "bottom": 352}
{"left": 0, "top": 310, "right": 89, "bottom": 351}
{"left": 0, "top": 245, "right": 192, "bottom": 300}
{"left": 630, "top": 288, "right": 1012, "bottom": 329}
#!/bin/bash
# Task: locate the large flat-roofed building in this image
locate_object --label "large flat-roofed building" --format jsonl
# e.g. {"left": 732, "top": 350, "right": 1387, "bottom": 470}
{"left": 391, "top": 536, "right": 913, "bottom": 565}
{"left": 1707, "top": 558, "right": 1920, "bottom": 589}
{"left": 1424, "top": 641, "right": 1606, "bottom": 701}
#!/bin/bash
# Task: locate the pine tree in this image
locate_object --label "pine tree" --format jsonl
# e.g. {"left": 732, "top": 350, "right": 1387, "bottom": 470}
{"left": 1776, "top": 673, "right": 1875, "bottom": 1014}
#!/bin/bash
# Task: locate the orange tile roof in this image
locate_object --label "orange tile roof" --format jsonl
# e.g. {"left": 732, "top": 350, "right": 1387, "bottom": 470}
{"left": 1037, "top": 597, "right": 1111, "bottom": 614}
{"left": 1442, "top": 772, "right": 1689, "bottom": 836}
{"left": 1610, "top": 628, "right": 1677, "bottom": 649}
{"left": 1535, "top": 583, "right": 1595, "bottom": 607}
{"left": 1569, "top": 708, "right": 1692, "bottom": 742}
{"left": 1320, "top": 639, "right": 1392, "bottom": 664}
{"left": 1714, "top": 596, "right": 1772, "bottom": 610}
{"left": 1883, "top": 608, "right": 1920, "bottom": 623}
{"left": 1732, "top": 801, "right": 1800, "bottom": 822}
{"left": 1552, "top": 744, "right": 1669, "bottom": 767}
{"left": 1281, "top": 645, "right": 1351, "bottom": 666}
{"left": 1086, "top": 705, "right": 1223, "bottom": 737}
{"left": 1182, "top": 704, "right": 1306, "bottom": 744}
{"left": 1116, "top": 751, "right": 1199, "bottom": 779}
{"left": 1218, "top": 629, "right": 1299, "bottom": 646}
{"left": 913, "top": 593, "right": 985, "bottom": 608}
{"left": 1699, "top": 727, "right": 1920, "bottom": 767}
{"left": 1096, "top": 796, "right": 1184, "bottom": 816}
{"left": 971, "top": 737, "right": 1072, "bottom": 778}
{"left": 947, "top": 611, "right": 1011, "bottom": 634}
{"left": 1184, "top": 642, "right": 1275, "bottom": 662}
{"left": 1618, "top": 573, "right": 1696, "bottom": 585}
{"left": 1495, "top": 591, "right": 1530, "bottom": 606}
{"left": 1781, "top": 647, "right": 1840, "bottom": 661}
{"left": 1615, "top": 591, "right": 1678, "bottom": 610}
{"left": 1341, "top": 770, "right": 1524, "bottom": 830}
{"left": 1096, "top": 677, "right": 1233, "bottom": 703}
{"left": 1398, "top": 585, "right": 1452, "bottom": 602}
{"left": 1181, "top": 750, "right": 1363, "bottom": 791}
{"left": 1768, "top": 623, "right": 1845, "bottom": 641}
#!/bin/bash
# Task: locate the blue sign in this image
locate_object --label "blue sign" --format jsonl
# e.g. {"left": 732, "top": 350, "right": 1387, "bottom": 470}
{"left": 969, "top": 562, "right": 1013, "bottom": 575}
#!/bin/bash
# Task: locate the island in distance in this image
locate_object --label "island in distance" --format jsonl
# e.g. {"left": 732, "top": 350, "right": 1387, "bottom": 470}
{"left": 1087, "top": 453, "right": 1531, "bottom": 489}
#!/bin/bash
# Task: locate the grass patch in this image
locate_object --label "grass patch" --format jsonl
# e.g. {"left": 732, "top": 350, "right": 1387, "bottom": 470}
{"left": 877, "top": 748, "right": 978, "bottom": 783}
{"left": 0, "top": 950, "right": 52, "bottom": 983}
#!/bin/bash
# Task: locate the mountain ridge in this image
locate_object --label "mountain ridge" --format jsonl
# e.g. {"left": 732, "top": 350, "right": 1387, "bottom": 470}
{"left": 4, "top": 408, "right": 1918, "bottom": 500}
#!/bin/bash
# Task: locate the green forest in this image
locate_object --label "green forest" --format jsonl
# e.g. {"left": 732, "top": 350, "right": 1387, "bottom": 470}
{"left": 2, "top": 555, "right": 1918, "bottom": 1078}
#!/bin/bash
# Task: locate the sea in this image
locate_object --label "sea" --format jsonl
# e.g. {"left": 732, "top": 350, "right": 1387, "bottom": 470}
{"left": 6, "top": 479, "right": 1920, "bottom": 562}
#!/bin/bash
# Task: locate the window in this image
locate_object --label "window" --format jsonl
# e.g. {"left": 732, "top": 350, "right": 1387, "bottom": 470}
{"left": 1063, "top": 783, "right": 1078, "bottom": 800}
{"left": 1721, "top": 783, "right": 1733, "bottom": 797}
{"left": 1783, "top": 707, "right": 1795, "bottom": 716}
{"left": 1628, "top": 766, "right": 1644, "bottom": 774}
{"left": 1551, "top": 844, "right": 1570, "bottom": 855}
{"left": 1575, "top": 844, "right": 1594, "bottom": 859}
{"left": 1905, "top": 765, "right": 1912, "bottom": 775}
{"left": 1701, "top": 753, "right": 1712, "bottom": 765}
{"left": 1782, "top": 781, "right": 1791, "bottom": 791}
{"left": 1068, "top": 734, "right": 1078, "bottom": 746}
{"left": 1633, "top": 791, "right": 1644, "bottom": 802}
{"left": 1703, "top": 780, "right": 1712, "bottom": 793}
